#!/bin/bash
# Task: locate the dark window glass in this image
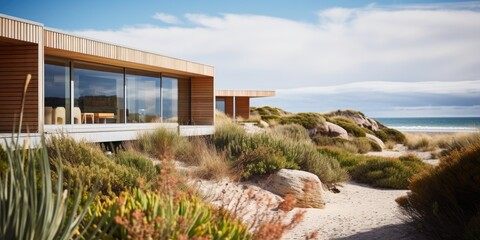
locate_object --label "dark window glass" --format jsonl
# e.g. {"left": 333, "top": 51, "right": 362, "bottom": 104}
{"left": 216, "top": 98, "right": 226, "bottom": 113}
{"left": 74, "top": 63, "right": 124, "bottom": 124}
{"left": 44, "top": 59, "right": 70, "bottom": 124}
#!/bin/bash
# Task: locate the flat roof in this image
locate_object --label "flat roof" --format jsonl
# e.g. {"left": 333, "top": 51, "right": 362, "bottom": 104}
{"left": 0, "top": 14, "right": 214, "bottom": 77}
{"left": 216, "top": 90, "right": 276, "bottom": 98}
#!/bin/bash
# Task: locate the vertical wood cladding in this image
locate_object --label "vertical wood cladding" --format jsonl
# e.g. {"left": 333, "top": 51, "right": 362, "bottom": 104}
{"left": 235, "top": 97, "right": 250, "bottom": 119}
{"left": 190, "top": 77, "right": 214, "bottom": 125}
{"left": 177, "top": 78, "right": 190, "bottom": 125}
{"left": 0, "top": 17, "right": 42, "bottom": 44}
{"left": 224, "top": 97, "right": 234, "bottom": 117}
{"left": 0, "top": 43, "right": 39, "bottom": 132}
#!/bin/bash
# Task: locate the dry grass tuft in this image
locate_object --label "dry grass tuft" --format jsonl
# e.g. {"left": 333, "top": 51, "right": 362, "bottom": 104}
{"left": 188, "top": 137, "right": 231, "bottom": 180}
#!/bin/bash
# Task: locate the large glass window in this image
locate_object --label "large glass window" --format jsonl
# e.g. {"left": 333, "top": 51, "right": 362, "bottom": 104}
{"left": 126, "top": 70, "right": 161, "bottom": 123}
{"left": 162, "top": 77, "right": 178, "bottom": 123}
{"left": 216, "top": 98, "right": 226, "bottom": 113}
{"left": 44, "top": 57, "right": 184, "bottom": 125}
{"left": 74, "top": 63, "right": 124, "bottom": 124}
{"left": 44, "top": 59, "right": 70, "bottom": 125}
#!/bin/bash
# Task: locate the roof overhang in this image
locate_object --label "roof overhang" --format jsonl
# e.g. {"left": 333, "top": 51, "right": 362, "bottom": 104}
{"left": 216, "top": 90, "right": 275, "bottom": 98}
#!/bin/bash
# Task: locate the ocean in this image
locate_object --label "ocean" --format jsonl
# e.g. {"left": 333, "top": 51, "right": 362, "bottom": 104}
{"left": 375, "top": 117, "right": 480, "bottom": 133}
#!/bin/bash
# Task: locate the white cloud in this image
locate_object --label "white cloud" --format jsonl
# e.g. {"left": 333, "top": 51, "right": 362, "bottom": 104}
{"left": 152, "top": 13, "right": 180, "bottom": 24}
{"left": 277, "top": 80, "right": 480, "bottom": 96}
{"left": 70, "top": 3, "right": 480, "bottom": 116}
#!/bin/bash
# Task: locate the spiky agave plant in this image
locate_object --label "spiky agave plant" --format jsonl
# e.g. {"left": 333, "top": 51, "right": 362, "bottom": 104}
{"left": 0, "top": 74, "right": 99, "bottom": 240}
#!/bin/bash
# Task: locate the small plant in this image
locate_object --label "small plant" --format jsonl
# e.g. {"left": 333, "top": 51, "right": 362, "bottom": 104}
{"left": 85, "top": 188, "right": 249, "bottom": 240}
{"left": 114, "top": 150, "right": 158, "bottom": 181}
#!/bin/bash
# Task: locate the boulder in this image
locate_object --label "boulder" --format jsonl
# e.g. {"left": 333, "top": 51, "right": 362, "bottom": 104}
{"left": 326, "top": 110, "right": 380, "bottom": 131}
{"left": 261, "top": 169, "right": 325, "bottom": 209}
{"left": 315, "top": 122, "right": 349, "bottom": 140}
{"left": 366, "top": 133, "right": 385, "bottom": 149}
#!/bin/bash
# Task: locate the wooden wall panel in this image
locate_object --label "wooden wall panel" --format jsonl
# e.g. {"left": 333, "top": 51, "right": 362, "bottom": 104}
{"left": 190, "top": 77, "right": 214, "bottom": 125}
{"left": 0, "top": 44, "right": 39, "bottom": 133}
{"left": 177, "top": 78, "right": 190, "bottom": 125}
{"left": 235, "top": 97, "right": 250, "bottom": 120}
{"left": 224, "top": 97, "right": 233, "bottom": 117}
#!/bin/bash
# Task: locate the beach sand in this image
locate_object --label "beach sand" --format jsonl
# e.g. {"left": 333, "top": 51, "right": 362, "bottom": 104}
{"left": 283, "top": 182, "right": 423, "bottom": 240}
{"left": 193, "top": 178, "right": 424, "bottom": 240}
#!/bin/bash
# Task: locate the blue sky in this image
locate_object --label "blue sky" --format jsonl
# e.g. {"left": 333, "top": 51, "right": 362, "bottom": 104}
{"left": 2, "top": 0, "right": 480, "bottom": 117}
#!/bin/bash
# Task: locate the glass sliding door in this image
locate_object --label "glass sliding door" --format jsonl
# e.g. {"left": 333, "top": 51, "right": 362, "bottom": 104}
{"left": 44, "top": 58, "right": 70, "bottom": 125}
{"left": 73, "top": 62, "right": 124, "bottom": 124}
{"left": 126, "top": 70, "right": 161, "bottom": 123}
{"left": 162, "top": 77, "right": 178, "bottom": 123}
{"left": 215, "top": 98, "right": 226, "bottom": 113}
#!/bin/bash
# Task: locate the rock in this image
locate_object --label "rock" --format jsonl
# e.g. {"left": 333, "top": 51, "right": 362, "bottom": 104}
{"left": 261, "top": 169, "right": 325, "bottom": 209}
{"left": 366, "top": 133, "right": 385, "bottom": 149}
{"left": 315, "top": 122, "right": 349, "bottom": 140}
{"left": 326, "top": 110, "right": 380, "bottom": 131}
{"left": 259, "top": 120, "right": 269, "bottom": 128}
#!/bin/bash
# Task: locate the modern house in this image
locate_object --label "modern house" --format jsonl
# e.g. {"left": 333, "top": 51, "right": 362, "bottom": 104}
{"left": 0, "top": 14, "right": 215, "bottom": 144}
{"left": 215, "top": 90, "right": 275, "bottom": 120}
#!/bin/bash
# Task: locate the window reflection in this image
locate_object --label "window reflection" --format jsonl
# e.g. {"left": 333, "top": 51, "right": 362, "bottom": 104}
{"left": 162, "top": 77, "right": 178, "bottom": 123}
{"left": 44, "top": 59, "right": 70, "bottom": 124}
{"left": 74, "top": 63, "right": 124, "bottom": 124}
{"left": 126, "top": 70, "right": 161, "bottom": 123}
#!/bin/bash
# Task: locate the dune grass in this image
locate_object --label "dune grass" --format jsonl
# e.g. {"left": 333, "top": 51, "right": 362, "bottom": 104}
{"left": 214, "top": 123, "right": 348, "bottom": 184}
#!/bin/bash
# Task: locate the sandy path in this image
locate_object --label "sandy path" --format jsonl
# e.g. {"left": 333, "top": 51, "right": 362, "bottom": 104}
{"left": 284, "top": 182, "right": 424, "bottom": 240}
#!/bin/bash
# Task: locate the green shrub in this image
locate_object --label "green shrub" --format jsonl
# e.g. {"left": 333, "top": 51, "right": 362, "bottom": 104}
{"left": 397, "top": 143, "right": 480, "bottom": 239}
{"left": 313, "top": 136, "right": 350, "bottom": 147}
{"left": 0, "top": 138, "right": 99, "bottom": 240}
{"left": 279, "top": 113, "right": 325, "bottom": 129}
{"left": 214, "top": 123, "right": 348, "bottom": 184}
{"left": 375, "top": 128, "right": 406, "bottom": 144}
{"left": 84, "top": 188, "right": 249, "bottom": 240}
{"left": 235, "top": 147, "right": 298, "bottom": 180}
{"left": 47, "top": 135, "right": 144, "bottom": 195}
{"left": 352, "top": 155, "right": 429, "bottom": 189}
{"left": 136, "top": 128, "right": 190, "bottom": 159}
{"left": 352, "top": 137, "right": 372, "bottom": 153}
{"left": 330, "top": 117, "right": 366, "bottom": 137}
{"left": 317, "top": 147, "right": 430, "bottom": 189}
{"left": 114, "top": 150, "right": 158, "bottom": 181}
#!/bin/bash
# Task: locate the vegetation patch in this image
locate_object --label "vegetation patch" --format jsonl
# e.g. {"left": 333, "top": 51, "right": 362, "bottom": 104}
{"left": 214, "top": 123, "right": 348, "bottom": 184}
{"left": 329, "top": 116, "right": 366, "bottom": 137}
{"left": 279, "top": 113, "right": 325, "bottom": 129}
{"left": 396, "top": 143, "right": 480, "bottom": 239}
{"left": 47, "top": 135, "right": 148, "bottom": 195}
{"left": 318, "top": 147, "right": 430, "bottom": 189}
{"left": 374, "top": 128, "right": 406, "bottom": 144}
